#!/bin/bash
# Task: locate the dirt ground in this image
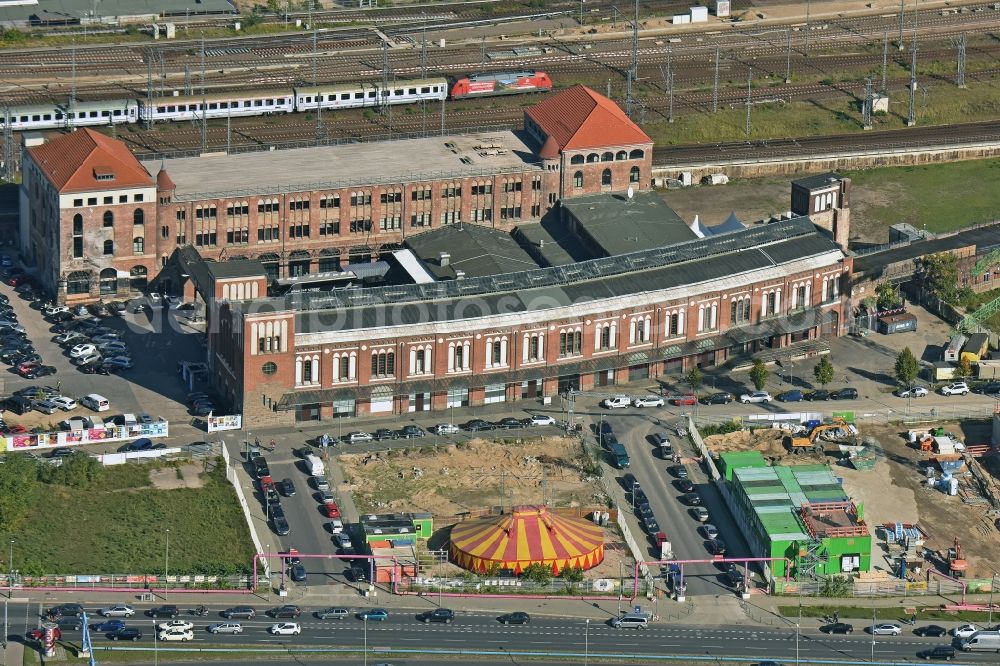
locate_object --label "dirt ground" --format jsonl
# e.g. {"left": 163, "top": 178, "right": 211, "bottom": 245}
{"left": 703, "top": 421, "right": 1000, "bottom": 577}
{"left": 148, "top": 463, "right": 205, "bottom": 490}
{"left": 339, "top": 437, "right": 605, "bottom": 516}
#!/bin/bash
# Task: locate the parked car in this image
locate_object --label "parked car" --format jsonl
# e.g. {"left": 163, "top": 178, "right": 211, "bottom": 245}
{"left": 691, "top": 506, "right": 710, "bottom": 522}
{"left": 498, "top": 611, "right": 531, "bottom": 625}
{"left": 48, "top": 447, "right": 76, "bottom": 458}
{"left": 951, "top": 623, "right": 978, "bottom": 638}
{"left": 51, "top": 396, "right": 78, "bottom": 411}
{"left": 708, "top": 538, "right": 727, "bottom": 555}
{"left": 671, "top": 394, "right": 697, "bottom": 406}
{"left": 975, "top": 382, "right": 1000, "bottom": 396}
{"left": 682, "top": 492, "right": 702, "bottom": 506}
{"left": 207, "top": 623, "right": 243, "bottom": 634}
{"left": 23, "top": 365, "right": 56, "bottom": 379}
{"left": 315, "top": 608, "right": 350, "bottom": 620}
{"left": 702, "top": 524, "right": 719, "bottom": 540}
{"left": 821, "top": 623, "right": 854, "bottom": 634}
{"left": 345, "top": 431, "right": 373, "bottom": 443}
{"left": 278, "top": 478, "right": 295, "bottom": 497}
{"left": 373, "top": 428, "right": 398, "bottom": 441}
{"left": 830, "top": 387, "right": 859, "bottom": 400}
{"left": 601, "top": 395, "right": 631, "bottom": 409}
{"left": 69, "top": 343, "right": 97, "bottom": 358}
{"left": 633, "top": 395, "right": 664, "bottom": 407}
{"left": 418, "top": 608, "right": 455, "bottom": 624}
{"left": 671, "top": 465, "right": 688, "bottom": 479}
{"left": 871, "top": 623, "right": 902, "bottom": 636}
{"left": 804, "top": 390, "right": 830, "bottom": 401}
{"left": 494, "top": 417, "right": 524, "bottom": 430}
{"left": 463, "top": 419, "right": 493, "bottom": 432}
{"left": 99, "top": 604, "right": 135, "bottom": 618}
{"left": 73, "top": 352, "right": 103, "bottom": 367}
{"left": 269, "top": 622, "right": 301, "bottom": 636}
{"left": 701, "top": 392, "right": 733, "bottom": 405}
{"left": 31, "top": 398, "right": 59, "bottom": 415}
{"left": 432, "top": 423, "right": 459, "bottom": 435}
{"left": 940, "top": 382, "right": 970, "bottom": 396}
{"left": 103, "top": 356, "right": 134, "bottom": 370}
{"left": 777, "top": 390, "right": 803, "bottom": 402}
{"left": 677, "top": 479, "right": 695, "bottom": 493}
{"left": 740, "top": 391, "right": 772, "bottom": 404}
{"left": 895, "top": 386, "right": 929, "bottom": 398}
{"left": 333, "top": 532, "right": 352, "bottom": 549}
{"left": 528, "top": 414, "right": 556, "bottom": 426}
{"left": 322, "top": 501, "right": 342, "bottom": 519}
{"left": 400, "top": 424, "right": 425, "bottom": 438}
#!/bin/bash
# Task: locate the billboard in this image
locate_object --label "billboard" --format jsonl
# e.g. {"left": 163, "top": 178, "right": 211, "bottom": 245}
{"left": 0, "top": 420, "right": 170, "bottom": 453}
{"left": 207, "top": 414, "right": 242, "bottom": 433}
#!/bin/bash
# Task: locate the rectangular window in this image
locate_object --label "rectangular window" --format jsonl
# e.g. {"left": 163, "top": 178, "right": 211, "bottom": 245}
{"left": 133, "top": 237, "right": 144, "bottom": 254}
{"left": 73, "top": 237, "right": 83, "bottom": 258}
{"left": 87, "top": 197, "right": 97, "bottom": 206}
{"left": 119, "top": 194, "right": 128, "bottom": 203}
{"left": 103, "top": 196, "right": 113, "bottom": 204}
{"left": 73, "top": 199, "right": 83, "bottom": 207}
{"left": 134, "top": 194, "right": 143, "bottom": 202}
{"left": 320, "top": 196, "right": 340, "bottom": 208}
{"left": 176, "top": 209, "right": 186, "bottom": 221}
{"left": 379, "top": 216, "right": 401, "bottom": 231}
{"left": 349, "top": 219, "right": 372, "bottom": 233}
{"left": 318, "top": 222, "right": 340, "bottom": 235}
{"left": 380, "top": 191, "right": 402, "bottom": 204}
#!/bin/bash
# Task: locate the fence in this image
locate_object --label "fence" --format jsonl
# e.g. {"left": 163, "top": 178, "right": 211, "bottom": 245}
{"left": 771, "top": 576, "right": 978, "bottom": 599}
{"left": 399, "top": 574, "right": 624, "bottom": 598}
{"left": 0, "top": 572, "right": 248, "bottom": 591}
{"left": 689, "top": 405, "right": 998, "bottom": 429}
{"left": 221, "top": 443, "right": 269, "bottom": 581}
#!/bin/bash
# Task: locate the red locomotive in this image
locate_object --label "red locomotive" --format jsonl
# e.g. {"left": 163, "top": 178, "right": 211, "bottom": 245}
{"left": 449, "top": 71, "right": 553, "bottom": 99}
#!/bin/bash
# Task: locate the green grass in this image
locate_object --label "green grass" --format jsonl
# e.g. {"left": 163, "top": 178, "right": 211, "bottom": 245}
{"left": 844, "top": 159, "right": 1000, "bottom": 233}
{"left": 0, "top": 461, "right": 253, "bottom": 576}
{"left": 779, "top": 604, "right": 999, "bottom": 623}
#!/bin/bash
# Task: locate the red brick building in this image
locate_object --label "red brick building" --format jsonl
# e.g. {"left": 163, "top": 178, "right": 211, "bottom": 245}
{"left": 20, "top": 85, "right": 654, "bottom": 303}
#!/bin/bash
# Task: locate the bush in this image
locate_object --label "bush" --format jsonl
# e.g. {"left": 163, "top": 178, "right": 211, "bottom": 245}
{"left": 521, "top": 562, "right": 553, "bottom": 584}
{"left": 700, "top": 421, "right": 742, "bottom": 436}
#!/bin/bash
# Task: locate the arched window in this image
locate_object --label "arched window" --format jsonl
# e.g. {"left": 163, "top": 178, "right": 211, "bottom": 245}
{"left": 99, "top": 267, "right": 117, "bottom": 295}
{"left": 616, "top": 150, "right": 628, "bottom": 160}
{"left": 103, "top": 240, "right": 114, "bottom": 255}
{"left": 66, "top": 270, "right": 91, "bottom": 295}
{"left": 73, "top": 214, "right": 83, "bottom": 233}
{"left": 601, "top": 152, "right": 614, "bottom": 162}
{"left": 133, "top": 209, "right": 144, "bottom": 225}
{"left": 573, "top": 171, "right": 583, "bottom": 188}
{"left": 570, "top": 154, "right": 585, "bottom": 165}
{"left": 103, "top": 211, "right": 114, "bottom": 227}
{"left": 601, "top": 169, "right": 612, "bottom": 186}
{"left": 130, "top": 265, "right": 148, "bottom": 290}
{"left": 586, "top": 153, "right": 600, "bottom": 163}
{"left": 629, "top": 148, "right": 645, "bottom": 159}
{"left": 629, "top": 166, "right": 640, "bottom": 183}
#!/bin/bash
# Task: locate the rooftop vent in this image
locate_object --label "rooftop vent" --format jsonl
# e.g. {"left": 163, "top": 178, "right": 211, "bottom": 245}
{"left": 439, "top": 252, "right": 450, "bottom": 267}
{"left": 455, "top": 269, "right": 466, "bottom": 279}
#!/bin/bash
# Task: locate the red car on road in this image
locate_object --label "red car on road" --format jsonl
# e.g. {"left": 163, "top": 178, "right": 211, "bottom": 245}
{"left": 670, "top": 394, "right": 697, "bottom": 406}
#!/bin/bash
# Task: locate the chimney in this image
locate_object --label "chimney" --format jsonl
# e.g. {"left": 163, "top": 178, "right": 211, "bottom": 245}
{"left": 455, "top": 269, "right": 466, "bottom": 279}
{"left": 538, "top": 239, "right": 545, "bottom": 248}
{"left": 439, "top": 252, "right": 450, "bottom": 267}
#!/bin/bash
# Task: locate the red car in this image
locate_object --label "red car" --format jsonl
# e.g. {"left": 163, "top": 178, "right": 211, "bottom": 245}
{"left": 322, "top": 501, "right": 341, "bottom": 519}
{"left": 17, "top": 361, "right": 40, "bottom": 376}
{"left": 27, "top": 627, "right": 61, "bottom": 641}
{"left": 7, "top": 275, "right": 29, "bottom": 287}
{"left": 2, "top": 424, "right": 27, "bottom": 435}
{"left": 671, "top": 394, "right": 697, "bottom": 406}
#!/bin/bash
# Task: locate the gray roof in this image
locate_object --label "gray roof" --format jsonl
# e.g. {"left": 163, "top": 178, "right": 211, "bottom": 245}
{"left": 562, "top": 191, "right": 696, "bottom": 257}
{"left": 853, "top": 224, "right": 1000, "bottom": 278}
{"left": 0, "top": 0, "right": 234, "bottom": 25}
{"left": 205, "top": 259, "right": 265, "bottom": 280}
{"left": 226, "top": 218, "right": 841, "bottom": 332}
{"left": 514, "top": 222, "right": 583, "bottom": 267}
{"left": 791, "top": 172, "right": 843, "bottom": 191}
{"left": 404, "top": 224, "right": 541, "bottom": 280}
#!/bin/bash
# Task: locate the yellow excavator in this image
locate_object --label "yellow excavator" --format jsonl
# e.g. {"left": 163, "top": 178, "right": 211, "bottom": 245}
{"left": 786, "top": 418, "right": 851, "bottom": 455}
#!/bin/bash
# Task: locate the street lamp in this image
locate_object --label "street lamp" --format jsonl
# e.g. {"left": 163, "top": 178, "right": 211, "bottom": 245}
{"left": 796, "top": 600, "right": 802, "bottom": 666}
{"left": 363, "top": 616, "right": 368, "bottom": 666}
{"left": 7, "top": 539, "right": 12, "bottom": 599}
{"left": 584, "top": 618, "right": 590, "bottom": 666}
{"left": 989, "top": 571, "right": 998, "bottom": 626}
{"left": 164, "top": 529, "right": 170, "bottom": 600}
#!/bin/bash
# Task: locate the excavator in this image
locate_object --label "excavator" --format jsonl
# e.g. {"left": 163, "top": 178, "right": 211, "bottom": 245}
{"left": 786, "top": 417, "right": 854, "bottom": 455}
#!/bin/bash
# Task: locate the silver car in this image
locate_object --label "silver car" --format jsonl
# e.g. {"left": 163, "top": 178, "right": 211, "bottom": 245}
{"left": 99, "top": 604, "right": 135, "bottom": 618}
{"left": 702, "top": 524, "right": 719, "bottom": 540}
{"left": 207, "top": 622, "right": 242, "bottom": 634}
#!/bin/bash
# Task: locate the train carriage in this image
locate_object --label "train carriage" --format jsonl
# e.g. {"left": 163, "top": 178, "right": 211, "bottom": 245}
{"left": 448, "top": 71, "right": 552, "bottom": 99}
{"left": 1, "top": 99, "right": 136, "bottom": 131}
{"left": 140, "top": 88, "right": 295, "bottom": 123}
{"left": 294, "top": 77, "right": 447, "bottom": 112}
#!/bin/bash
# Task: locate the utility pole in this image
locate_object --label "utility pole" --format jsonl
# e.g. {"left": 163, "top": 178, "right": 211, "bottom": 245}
{"left": 420, "top": 16, "right": 428, "bottom": 77}
{"left": 183, "top": 65, "right": 191, "bottom": 96}
{"left": 226, "top": 108, "right": 231, "bottom": 154}
{"left": 907, "top": 44, "right": 917, "bottom": 126}
{"left": 712, "top": 47, "right": 720, "bottom": 112}
{"left": 956, "top": 32, "right": 966, "bottom": 88}
{"left": 784, "top": 27, "right": 792, "bottom": 83}
{"left": 145, "top": 49, "right": 154, "bottom": 127}
{"left": 862, "top": 77, "right": 873, "bottom": 130}
{"left": 480, "top": 35, "right": 486, "bottom": 68}
{"left": 898, "top": 0, "right": 906, "bottom": 50}
{"left": 314, "top": 29, "right": 324, "bottom": 142}
{"left": 629, "top": 0, "right": 638, "bottom": 117}
{"left": 881, "top": 26, "right": 889, "bottom": 95}
{"left": 745, "top": 66, "right": 752, "bottom": 140}
{"left": 439, "top": 96, "right": 445, "bottom": 136}
{"left": 661, "top": 59, "right": 673, "bottom": 123}
{"left": 805, "top": 0, "right": 811, "bottom": 56}
{"left": 2, "top": 107, "right": 13, "bottom": 183}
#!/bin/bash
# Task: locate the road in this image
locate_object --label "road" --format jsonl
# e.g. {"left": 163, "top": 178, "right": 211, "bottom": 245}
{"left": 12, "top": 603, "right": 998, "bottom": 665}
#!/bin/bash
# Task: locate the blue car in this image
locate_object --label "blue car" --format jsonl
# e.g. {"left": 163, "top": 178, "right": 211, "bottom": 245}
{"left": 126, "top": 438, "right": 152, "bottom": 452}
{"left": 777, "top": 389, "right": 803, "bottom": 402}
{"left": 92, "top": 619, "right": 126, "bottom": 632}
{"left": 358, "top": 608, "right": 388, "bottom": 621}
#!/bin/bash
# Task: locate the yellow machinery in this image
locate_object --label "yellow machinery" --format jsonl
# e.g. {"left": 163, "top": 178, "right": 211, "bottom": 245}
{"left": 787, "top": 418, "right": 850, "bottom": 455}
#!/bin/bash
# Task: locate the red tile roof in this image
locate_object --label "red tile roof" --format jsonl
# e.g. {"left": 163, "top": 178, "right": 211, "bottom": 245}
{"left": 526, "top": 85, "right": 651, "bottom": 152}
{"left": 28, "top": 128, "right": 153, "bottom": 193}
{"left": 156, "top": 166, "right": 176, "bottom": 191}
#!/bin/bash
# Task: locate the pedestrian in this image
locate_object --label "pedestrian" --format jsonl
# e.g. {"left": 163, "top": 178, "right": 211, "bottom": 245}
{"left": 56, "top": 380, "right": 62, "bottom": 393}
{"left": 833, "top": 610, "right": 839, "bottom": 623}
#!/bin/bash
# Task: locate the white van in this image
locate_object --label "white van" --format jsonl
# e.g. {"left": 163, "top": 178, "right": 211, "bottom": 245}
{"left": 81, "top": 394, "right": 110, "bottom": 412}
{"left": 611, "top": 614, "right": 649, "bottom": 629}
{"left": 601, "top": 395, "right": 631, "bottom": 409}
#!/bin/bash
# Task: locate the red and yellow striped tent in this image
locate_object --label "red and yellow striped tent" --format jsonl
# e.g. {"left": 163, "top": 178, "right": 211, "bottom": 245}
{"left": 449, "top": 505, "right": 605, "bottom": 575}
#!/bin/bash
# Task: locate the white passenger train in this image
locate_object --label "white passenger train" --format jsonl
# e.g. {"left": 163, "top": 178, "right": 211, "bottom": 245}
{"left": 0, "top": 77, "right": 449, "bottom": 131}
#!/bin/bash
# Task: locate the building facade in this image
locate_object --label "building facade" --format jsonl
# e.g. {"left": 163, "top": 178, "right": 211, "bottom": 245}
{"left": 20, "top": 85, "right": 654, "bottom": 303}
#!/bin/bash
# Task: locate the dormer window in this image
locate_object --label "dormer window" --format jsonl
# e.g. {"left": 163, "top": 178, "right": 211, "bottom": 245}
{"left": 93, "top": 167, "right": 115, "bottom": 181}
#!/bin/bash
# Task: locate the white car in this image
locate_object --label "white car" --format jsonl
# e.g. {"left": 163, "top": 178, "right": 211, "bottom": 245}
{"left": 32, "top": 399, "right": 59, "bottom": 415}
{"left": 940, "top": 382, "right": 970, "bottom": 396}
{"left": 269, "top": 622, "right": 301, "bottom": 636}
{"left": 43, "top": 305, "right": 69, "bottom": 317}
{"left": 871, "top": 623, "right": 901, "bottom": 636}
{"left": 51, "top": 396, "right": 78, "bottom": 411}
{"left": 346, "top": 431, "right": 373, "bottom": 443}
{"left": 73, "top": 352, "right": 102, "bottom": 366}
{"left": 99, "top": 604, "right": 135, "bottom": 617}
{"left": 633, "top": 395, "right": 665, "bottom": 408}
{"left": 951, "top": 623, "right": 978, "bottom": 638}
{"left": 432, "top": 423, "right": 459, "bottom": 435}
{"left": 157, "top": 628, "right": 194, "bottom": 642}
{"left": 528, "top": 414, "right": 556, "bottom": 426}
{"left": 97, "top": 341, "right": 129, "bottom": 354}
{"left": 895, "top": 386, "right": 928, "bottom": 398}
{"left": 69, "top": 343, "right": 97, "bottom": 358}
{"left": 327, "top": 519, "right": 344, "bottom": 534}
{"left": 601, "top": 395, "right": 631, "bottom": 409}
{"left": 158, "top": 620, "right": 194, "bottom": 632}
{"left": 740, "top": 391, "right": 772, "bottom": 404}
{"left": 54, "top": 331, "right": 85, "bottom": 345}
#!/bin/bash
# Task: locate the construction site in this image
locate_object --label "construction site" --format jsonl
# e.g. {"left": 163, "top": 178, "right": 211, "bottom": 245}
{"left": 701, "top": 410, "right": 1000, "bottom": 583}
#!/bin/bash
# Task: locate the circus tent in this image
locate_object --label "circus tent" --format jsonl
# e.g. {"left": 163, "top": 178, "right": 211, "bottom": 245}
{"left": 449, "top": 505, "right": 605, "bottom": 575}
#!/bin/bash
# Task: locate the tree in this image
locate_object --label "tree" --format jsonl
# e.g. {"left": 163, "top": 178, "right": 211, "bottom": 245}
{"left": 0, "top": 453, "right": 40, "bottom": 533}
{"left": 875, "top": 282, "right": 899, "bottom": 310}
{"left": 894, "top": 347, "right": 920, "bottom": 387}
{"left": 813, "top": 356, "right": 835, "bottom": 388}
{"left": 955, "top": 356, "right": 973, "bottom": 378}
{"left": 921, "top": 253, "right": 960, "bottom": 304}
{"left": 749, "top": 359, "right": 769, "bottom": 391}
{"left": 521, "top": 563, "right": 553, "bottom": 584}
{"left": 39, "top": 452, "right": 103, "bottom": 489}
{"left": 686, "top": 366, "right": 703, "bottom": 392}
